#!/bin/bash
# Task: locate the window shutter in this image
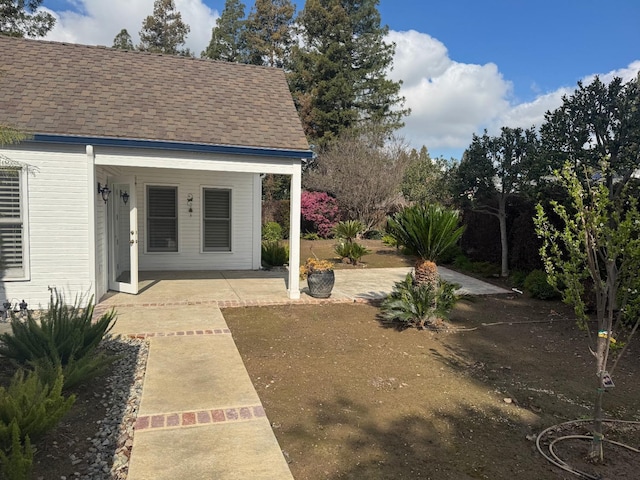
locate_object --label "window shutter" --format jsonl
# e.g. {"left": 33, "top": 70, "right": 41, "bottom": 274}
{"left": 203, "top": 189, "right": 231, "bottom": 251}
{"left": 147, "top": 186, "right": 178, "bottom": 252}
{"left": 0, "top": 169, "right": 24, "bottom": 274}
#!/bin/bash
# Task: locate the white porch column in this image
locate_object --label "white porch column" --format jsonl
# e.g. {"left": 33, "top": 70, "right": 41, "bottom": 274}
{"left": 288, "top": 160, "right": 302, "bottom": 299}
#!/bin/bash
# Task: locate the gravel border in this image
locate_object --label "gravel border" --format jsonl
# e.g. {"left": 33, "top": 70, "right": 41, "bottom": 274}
{"left": 80, "top": 337, "right": 149, "bottom": 480}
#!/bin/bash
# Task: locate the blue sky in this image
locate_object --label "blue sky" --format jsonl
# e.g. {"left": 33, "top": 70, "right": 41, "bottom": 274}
{"left": 40, "top": 0, "right": 640, "bottom": 159}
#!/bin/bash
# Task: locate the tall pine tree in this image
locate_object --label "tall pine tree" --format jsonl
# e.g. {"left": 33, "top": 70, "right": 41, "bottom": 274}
{"left": 290, "top": 0, "right": 408, "bottom": 143}
{"left": 202, "top": 0, "right": 246, "bottom": 62}
{"left": 0, "top": 0, "right": 55, "bottom": 37}
{"left": 138, "top": 0, "right": 190, "bottom": 55}
{"left": 112, "top": 28, "right": 134, "bottom": 50}
{"left": 243, "top": 0, "right": 295, "bottom": 68}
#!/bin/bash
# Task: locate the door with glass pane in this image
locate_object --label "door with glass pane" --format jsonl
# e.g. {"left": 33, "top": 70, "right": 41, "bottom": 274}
{"left": 108, "top": 177, "right": 138, "bottom": 294}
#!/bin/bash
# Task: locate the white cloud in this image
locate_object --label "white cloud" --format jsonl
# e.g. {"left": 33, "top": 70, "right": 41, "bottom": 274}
{"left": 388, "top": 30, "right": 512, "bottom": 152}
{"left": 388, "top": 30, "right": 640, "bottom": 157}
{"left": 43, "top": 0, "right": 217, "bottom": 53}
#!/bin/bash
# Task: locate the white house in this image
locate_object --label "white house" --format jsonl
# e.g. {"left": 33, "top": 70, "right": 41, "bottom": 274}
{"left": 0, "top": 36, "right": 311, "bottom": 308}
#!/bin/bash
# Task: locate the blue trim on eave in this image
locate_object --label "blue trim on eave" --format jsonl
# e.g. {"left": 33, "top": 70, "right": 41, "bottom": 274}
{"left": 30, "top": 134, "right": 313, "bottom": 159}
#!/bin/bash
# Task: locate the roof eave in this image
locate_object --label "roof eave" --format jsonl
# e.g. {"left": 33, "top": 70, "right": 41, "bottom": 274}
{"left": 30, "top": 134, "right": 313, "bottom": 159}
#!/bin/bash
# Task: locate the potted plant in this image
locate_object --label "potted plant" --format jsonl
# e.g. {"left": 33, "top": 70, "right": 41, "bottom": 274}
{"left": 300, "top": 257, "right": 335, "bottom": 298}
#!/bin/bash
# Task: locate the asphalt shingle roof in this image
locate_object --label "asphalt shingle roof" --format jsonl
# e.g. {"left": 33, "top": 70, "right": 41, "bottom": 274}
{"left": 0, "top": 36, "right": 310, "bottom": 152}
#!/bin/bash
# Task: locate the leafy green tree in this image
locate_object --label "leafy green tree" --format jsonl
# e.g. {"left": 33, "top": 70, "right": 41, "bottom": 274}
{"left": 0, "top": 0, "right": 55, "bottom": 37}
{"left": 112, "top": 28, "right": 134, "bottom": 50}
{"left": 289, "top": 0, "right": 408, "bottom": 144}
{"left": 401, "top": 146, "right": 453, "bottom": 206}
{"left": 138, "top": 0, "right": 190, "bottom": 55}
{"left": 243, "top": 0, "right": 295, "bottom": 67}
{"left": 452, "top": 127, "right": 538, "bottom": 277}
{"left": 535, "top": 161, "right": 640, "bottom": 463}
{"left": 540, "top": 75, "right": 640, "bottom": 200}
{"left": 202, "top": 0, "right": 246, "bottom": 61}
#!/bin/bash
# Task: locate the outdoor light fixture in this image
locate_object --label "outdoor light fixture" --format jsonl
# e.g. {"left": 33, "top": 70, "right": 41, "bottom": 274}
{"left": 187, "top": 193, "right": 193, "bottom": 216}
{"left": 97, "top": 182, "right": 111, "bottom": 203}
{"left": 121, "top": 190, "right": 130, "bottom": 205}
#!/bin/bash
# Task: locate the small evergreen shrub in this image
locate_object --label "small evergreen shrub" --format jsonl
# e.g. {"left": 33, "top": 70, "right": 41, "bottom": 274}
{"left": 380, "top": 273, "right": 459, "bottom": 329}
{"left": 302, "top": 232, "right": 320, "bottom": 240}
{"left": 0, "top": 292, "right": 117, "bottom": 389}
{"left": 524, "top": 269, "right": 560, "bottom": 300}
{"left": 0, "top": 368, "right": 75, "bottom": 451}
{"left": 453, "top": 254, "right": 473, "bottom": 270}
{"left": 381, "top": 234, "right": 398, "bottom": 248}
{"left": 509, "top": 270, "right": 528, "bottom": 289}
{"left": 470, "top": 261, "right": 500, "bottom": 277}
{"left": 262, "top": 222, "right": 283, "bottom": 242}
{"left": 261, "top": 241, "right": 289, "bottom": 267}
{"left": 363, "top": 230, "right": 382, "bottom": 240}
{"left": 0, "top": 421, "right": 34, "bottom": 480}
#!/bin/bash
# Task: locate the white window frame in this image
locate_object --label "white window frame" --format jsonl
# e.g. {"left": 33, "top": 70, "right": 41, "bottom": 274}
{"left": 201, "top": 187, "right": 232, "bottom": 253}
{"left": 145, "top": 184, "right": 179, "bottom": 253}
{"left": 0, "top": 167, "right": 30, "bottom": 280}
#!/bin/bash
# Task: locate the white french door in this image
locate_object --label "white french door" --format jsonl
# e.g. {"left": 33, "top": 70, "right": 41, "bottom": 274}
{"left": 108, "top": 177, "right": 138, "bottom": 294}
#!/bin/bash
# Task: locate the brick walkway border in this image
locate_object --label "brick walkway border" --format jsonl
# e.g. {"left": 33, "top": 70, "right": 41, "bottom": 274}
{"left": 94, "top": 296, "right": 380, "bottom": 317}
{"left": 134, "top": 405, "right": 266, "bottom": 432}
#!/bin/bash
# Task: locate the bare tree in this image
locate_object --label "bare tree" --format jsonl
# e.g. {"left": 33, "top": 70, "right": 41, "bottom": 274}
{"left": 304, "top": 128, "right": 409, "bottom": 231}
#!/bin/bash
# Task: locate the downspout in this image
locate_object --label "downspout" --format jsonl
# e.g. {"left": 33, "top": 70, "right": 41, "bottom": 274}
{"left": 86, "top": 145, "right": 97, "bottom": 300}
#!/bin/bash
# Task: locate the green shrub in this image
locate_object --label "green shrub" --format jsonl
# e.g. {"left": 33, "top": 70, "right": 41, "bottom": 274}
{"left": 470, "top": 261, "right": 500, "bottom": 277}
{"left": 302, "top": 232, "right": 320, "bottom": 240}
{"left": 261, "top": 241, "right": 289, "bottom": 267}
{"left": 524, "top": 269, "right": 560, "bottom": 300}
{"left": 439, "top": 244, "right": 463, "bottom": 264}
{"left": 0, "top": 292, "right": 117, "bottom": 389}
{"left": 0, "top": 421, "right": 34, "bottom": 480}
{"left": 333, "top": 220, "right": 364, "bottom": 242}
{"left": 334, "top": 241, "right": 371, "bottom": 265}
{"left": 509, "top": 270, "right": 528, "bottom": 289}
{"left": 381, "top": 234, "right": 398, "bottom": 248}
{"left": 0, "top": 368, "right": 75, "bottom": 452}
{"left": 262, "top": 221, "right": 283, "bottom": 242}
{"left": 380, "top": 273, "right": 459, "bottom": 329}
{"left": 453, "top": 254, "right": 473, "bottom": 270}
{"left": 363, "top": 230, "right": 382, "bottom": 240}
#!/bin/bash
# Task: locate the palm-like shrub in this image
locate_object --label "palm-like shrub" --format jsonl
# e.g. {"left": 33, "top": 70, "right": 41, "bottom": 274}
{"left": 380, "top": 273, "right": 459, "bottom": 329}
{"left": 386, "top": 204, "right": 465, "bottom": 286}
{"left": 334, "top": 241, "right": 371, "bottom": 265}
{"left": 333, "top": 220, "right": 364, "bottom": 242}
{"left": 0, "top": 292, "right": 117, "bottom": 390}
{"left": 261, "top": 240, "right": 289, "bottom": 267}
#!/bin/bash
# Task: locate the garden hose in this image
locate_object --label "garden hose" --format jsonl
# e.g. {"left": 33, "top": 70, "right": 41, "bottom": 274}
{"left": 536, "top": 418, "right": 640, "bottom": 479}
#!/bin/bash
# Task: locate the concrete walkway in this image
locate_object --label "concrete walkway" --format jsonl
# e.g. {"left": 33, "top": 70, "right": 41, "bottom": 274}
{"left": 101, "top": 267, "right": 509, "bottom": 479}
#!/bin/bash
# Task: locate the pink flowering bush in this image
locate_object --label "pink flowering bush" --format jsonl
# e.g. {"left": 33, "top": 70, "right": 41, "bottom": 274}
{"left": 300, "top": 191, "right": 339, "bottom": 238}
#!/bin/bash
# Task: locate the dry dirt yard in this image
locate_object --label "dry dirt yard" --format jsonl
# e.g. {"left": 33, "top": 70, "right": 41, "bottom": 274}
{"left": 224, "top": 295, "right": 640, "bottom": 480}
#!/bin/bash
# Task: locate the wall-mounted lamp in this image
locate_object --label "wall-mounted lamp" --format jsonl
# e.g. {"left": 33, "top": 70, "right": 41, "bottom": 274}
{"left": 187, "top": 193, "right": 193, "bottom": 216}
{"left": 97, "top": 182, "right": 111, "bottom": 203}
{"left": 120, "top": 190, "right": 130, "bottom": 205}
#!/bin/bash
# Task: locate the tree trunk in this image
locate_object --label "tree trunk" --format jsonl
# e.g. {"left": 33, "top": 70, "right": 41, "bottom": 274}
{"left": 498, "top": 197, "right": 509, "bottom": 277}
{"left": 589, "top": 335, "right": 609, "bottom": 463}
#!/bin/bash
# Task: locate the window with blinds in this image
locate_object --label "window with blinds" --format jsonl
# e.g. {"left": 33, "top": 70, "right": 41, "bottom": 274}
{"left": 146, "top": 186, "right": 178, "bottom": 252}
{"left": 0, "top": 168, "right": 26, "bottom": 278}
{"left": 202, "top": 188, "right": 231, "bottom": 252}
